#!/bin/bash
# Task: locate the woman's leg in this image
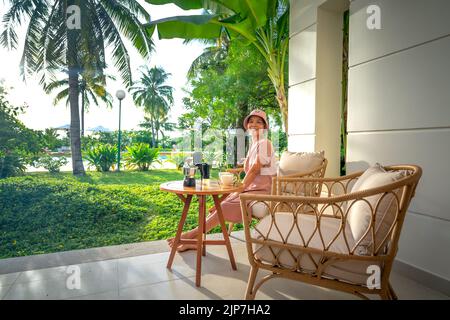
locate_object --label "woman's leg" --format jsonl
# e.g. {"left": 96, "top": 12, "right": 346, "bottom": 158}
{"left": 167, "top": 209, "right": 221, "bottom": 251}
{"left": 167, "top": 192, "right": 241, "bottom": 252}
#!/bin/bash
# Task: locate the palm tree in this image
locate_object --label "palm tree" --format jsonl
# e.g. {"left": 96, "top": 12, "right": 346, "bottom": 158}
{"left": 44, "top": 73, "right": 115, "bottom": 136}
{"left": 1, "top": 1, "right": 153, "bottom": 175}
{"left": 184, "top": 32, "right": 230, "bottom": 80}
{"left": 131, "top": 66, "right": 174, "bottom": 147}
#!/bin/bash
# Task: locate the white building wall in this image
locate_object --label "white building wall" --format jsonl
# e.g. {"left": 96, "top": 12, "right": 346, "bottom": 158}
{"left": 288, "top": 0, "right": 343, "bottom": 176}
{"left": 289, "top": 1, "right": 321, "bottom": 154}
{"left": 347, "top": 0, "right": 450, "bottom": 281}
{"left": 289, "top": 0, "right": 450, "bottom": 282}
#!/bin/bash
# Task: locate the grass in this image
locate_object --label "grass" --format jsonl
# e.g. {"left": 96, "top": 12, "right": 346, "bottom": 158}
{"left": 0, "top": 169, "right": 241, "bottom": 259}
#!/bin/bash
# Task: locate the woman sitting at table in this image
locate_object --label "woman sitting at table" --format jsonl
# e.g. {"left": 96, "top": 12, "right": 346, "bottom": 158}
{"left": 168, "top": 109, "right": 277, "bottom": 252}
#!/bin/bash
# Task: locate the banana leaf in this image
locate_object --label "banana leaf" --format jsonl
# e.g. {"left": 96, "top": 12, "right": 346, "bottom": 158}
{"left": 145, "top": 15, "right": 222, "bottom": 39}
{"left": 145, "top": 0, "right": 270, "bottom": 38}
{"left": 144, "top": 0, "right": 205, "bottom": 10}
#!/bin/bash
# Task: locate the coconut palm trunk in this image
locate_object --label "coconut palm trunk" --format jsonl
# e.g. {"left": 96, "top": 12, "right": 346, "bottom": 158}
{"left": 81, "top": 81, "right": 86, "bottom": 137}
{"left": 67, "top": 23, "right": 85, "bottom": 175}
{"left": 68, "top": 72, "right": 85, "bottom": 175}
{"left": 150, "top": 116, "right": 157, "bottom": 148}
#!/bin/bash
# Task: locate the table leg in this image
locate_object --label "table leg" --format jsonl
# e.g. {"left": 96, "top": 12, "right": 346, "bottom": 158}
{"left": 212, "top": 195, "right": 237, "bottom": 270}
{"left": 202, "top": 196, "right": 207, "bottom": 257}
{"left": 196, "top": 195, "right": 206, "bottom": 287}
{"left": 167, "top": 194, "right": 192, "bottom": 270}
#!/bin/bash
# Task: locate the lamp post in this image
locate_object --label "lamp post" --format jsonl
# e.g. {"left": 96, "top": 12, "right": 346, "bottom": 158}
{"left": 116, "top": 90, "right": 126, "bottom": 172}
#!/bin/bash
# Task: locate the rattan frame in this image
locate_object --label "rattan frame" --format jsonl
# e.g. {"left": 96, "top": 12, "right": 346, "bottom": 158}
{"left": 239, "top": 165, "right": 422, "bottom": 300}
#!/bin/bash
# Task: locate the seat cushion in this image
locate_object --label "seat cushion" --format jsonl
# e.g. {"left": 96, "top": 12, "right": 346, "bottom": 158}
{"left": 252, "top": 212, "right": 379, "bottom": 285}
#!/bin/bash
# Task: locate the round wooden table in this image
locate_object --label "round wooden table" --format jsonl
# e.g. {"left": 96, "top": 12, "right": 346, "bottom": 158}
{"left": 160, "top": 180, "right": 244, "bottom": 287}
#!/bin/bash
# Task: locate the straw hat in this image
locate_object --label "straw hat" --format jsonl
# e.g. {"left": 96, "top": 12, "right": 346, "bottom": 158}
{"left": 243, "top": 109, "right": 269, "bottom": 130}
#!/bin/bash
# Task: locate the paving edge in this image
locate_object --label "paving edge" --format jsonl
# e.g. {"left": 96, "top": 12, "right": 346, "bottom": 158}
{"left": 0, "top": 231, "right": 246, "bottom": 274}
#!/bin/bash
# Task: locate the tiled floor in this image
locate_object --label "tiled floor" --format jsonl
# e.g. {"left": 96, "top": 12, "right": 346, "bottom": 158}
{"left": 0, "top": 241, "right": 448, "bottom": 300}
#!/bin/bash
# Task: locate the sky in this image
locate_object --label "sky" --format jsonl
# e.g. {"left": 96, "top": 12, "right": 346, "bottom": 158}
{"left": 0, "top": 1, "right": 206, "bottom": 134}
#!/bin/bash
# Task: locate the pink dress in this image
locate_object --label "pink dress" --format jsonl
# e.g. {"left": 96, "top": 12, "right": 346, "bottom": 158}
{"left": 220, "top": 138, "right": 277, "bottom": 223}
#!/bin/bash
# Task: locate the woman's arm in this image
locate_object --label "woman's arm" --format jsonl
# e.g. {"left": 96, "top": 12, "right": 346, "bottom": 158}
{"left": 241, "top": 153, "right": 262, "bottom": 189}
{"left": 242, "top": 139, "right": 274, "bottom": 189}
{"left": 241, "top": 167, "right": 258, "bottom": 189}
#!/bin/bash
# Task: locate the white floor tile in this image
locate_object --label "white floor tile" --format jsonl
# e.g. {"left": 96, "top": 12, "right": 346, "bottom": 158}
{"left": 0, "top": 272, "right": 21, "bottom": 286}
{"left": 119, "top": 277, "right": 213, "bottom": 300}
{"left": 4, "top": 262, "right": 118, "bottom": 300}
{"left": 1, "top": 240, "right": 448, "bottom": 300}
{"left": 0, "top": 284, "right": 12, "bottom": 300}
{"left": 66, "top": 290, "right": 120, "bottom": 300}
{"left": 118, "top": 259, "right": 195, "bottom": 289}
{"left": 390, "top": 272, "right": 449, "bottom": 300}
{"left": 15, "top": 259, "right": 117, "bottom": 284}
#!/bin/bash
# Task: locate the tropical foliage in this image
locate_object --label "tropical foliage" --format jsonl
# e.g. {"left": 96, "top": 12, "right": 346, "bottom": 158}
{"left": 178, "top": 40, "right": 287, "bottom": 162}
{"left": 124, "top": 143, "right": 160, "bottom": 171}
{"left": 182, "top": 40, "right": 281, "bottom": 129}
{"left": 1, "top": 0, "right": 154, "bottom": 175}
{"left": 131, "top": 66, "right": 174, "bottom": 147}
{"left": 84, "top": 144, "right": 117, "bottom": 172}
{"left": 0, "top": 83, "right": 41, "bottom": 178}
{"left": 145, "top": 0, "right": 289, "bottom": 131}
{"left": 169, "top": 152, "right": 189, "bottom": 170}
{"left": 33, "top": 154, "right": 68, "bottom": 173}
{"left": 37, "top": 128, "right": 67, "bottom": 152}
{"left": 44, "top": 73, "right": 115, "bottom": 136}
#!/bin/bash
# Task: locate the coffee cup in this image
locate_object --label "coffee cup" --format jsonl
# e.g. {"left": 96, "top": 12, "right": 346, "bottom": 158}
{"left": 219, "top": 172, "right": 236, "bottom": 186}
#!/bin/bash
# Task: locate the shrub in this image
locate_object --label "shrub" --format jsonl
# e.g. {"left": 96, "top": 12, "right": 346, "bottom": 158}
{"left": 124, "top": 143, "right": 160, "bottom": 171}
{"left": 38, "top": 128, "right": 65, "bottom": 152}
{"left": 34, "top": 154, "right": 68, "bottom": 173}
{"left": 84, "top": 144, "right": 117, "bottom": 172}
{"left": 168, "top": 152, "right": 189, "bottom": 170}
{"left": 0, "top": 152, "right": 27, "bottom": 178}
{"left": 1, "top": 83, "right": 41, "bottom": 178}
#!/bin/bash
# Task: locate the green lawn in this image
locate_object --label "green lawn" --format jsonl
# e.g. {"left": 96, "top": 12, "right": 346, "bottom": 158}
{"left": 0, "top": 169, "right": 240, "bottom": 259}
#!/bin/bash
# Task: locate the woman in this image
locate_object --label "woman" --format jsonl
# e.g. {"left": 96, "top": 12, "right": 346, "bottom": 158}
{"left": 168, "top": 109, "right": 277, "bottom": 251}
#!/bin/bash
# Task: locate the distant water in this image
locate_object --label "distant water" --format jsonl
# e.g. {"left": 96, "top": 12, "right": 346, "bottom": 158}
{"left": 26, "top": 156, "right": 176, "bottom": 172}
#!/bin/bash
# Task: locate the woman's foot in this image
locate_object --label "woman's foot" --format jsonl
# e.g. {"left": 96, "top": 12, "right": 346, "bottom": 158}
{"left": 175, "top": 244, "right": 198, "bottom": 252}
{"left": 167, "top": 230, "right": 197, "bottom": 248}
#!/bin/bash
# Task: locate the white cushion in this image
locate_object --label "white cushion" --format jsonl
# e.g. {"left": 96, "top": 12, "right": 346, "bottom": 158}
{"left": 277, "top": 150, "right": 325, "bottom": 177}
{"left": 347, "top": 164, "right": 406, "bottom": 249}
{"left": 277, "top": 151, "right": 325, "bottom": 195}
{"left": 250, "top": 201, "right": 270, "bottom": 219}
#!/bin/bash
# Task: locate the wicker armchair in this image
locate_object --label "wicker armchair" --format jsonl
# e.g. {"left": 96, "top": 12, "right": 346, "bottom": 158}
{"left": 225, "top": 158, "right": 328, "bottom": 234}
{"left": 239, "top": 165, "right": 422, "bottom": 300}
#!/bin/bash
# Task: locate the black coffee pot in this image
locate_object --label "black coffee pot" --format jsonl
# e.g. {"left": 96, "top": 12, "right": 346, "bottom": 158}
{"left": 195, "top": 163, "right": 210, "bottom": 181}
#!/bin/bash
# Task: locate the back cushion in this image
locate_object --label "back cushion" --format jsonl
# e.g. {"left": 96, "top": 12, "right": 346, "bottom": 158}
{"left": 278, "top": 151, "right": 325, "bottom": 177}
{"left": 347, "top": 164, "right": 405, "bottom": 253}
{"left": 277, "top": 151, "right": 325, "bottom": 196}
